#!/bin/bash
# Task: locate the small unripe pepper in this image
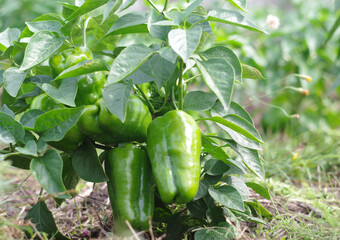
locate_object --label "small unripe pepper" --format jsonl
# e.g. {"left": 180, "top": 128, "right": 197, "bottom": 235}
{"left": 146, "top": 110, "right": 201, "bottom": 204}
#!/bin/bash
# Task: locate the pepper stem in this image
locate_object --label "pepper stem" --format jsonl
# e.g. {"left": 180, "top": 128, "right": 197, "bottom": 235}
{"left": 178, "top": 58, "right": 184, "bottom": 110}
{"left": 83, "top": 16, "right": 91, "bottom": 48}
{"left": 146, "top": 0, "right": 161, "bottom": 14}
{"left": 162, "top": 0, "right": 168, "bottom": 12}
{"left": 135, "top": 84, "right": 155, "bottom": 115}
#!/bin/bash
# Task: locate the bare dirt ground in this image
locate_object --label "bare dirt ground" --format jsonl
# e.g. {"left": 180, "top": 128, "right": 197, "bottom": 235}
{"left": 2, "top": 167, "right": 339, "bottom": 240}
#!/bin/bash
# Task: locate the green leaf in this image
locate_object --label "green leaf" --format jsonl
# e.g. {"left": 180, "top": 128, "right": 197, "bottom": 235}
{"left": 103, "top": 80, "right": 133, "bottom": 122}
{"left": 204, "top": 159, "right": 230, "bottom": 176}
{"left": 20, "top": 31, "right": 64, "bottom": 71}
{"left": 207, "top": 9, "right": 267, "bottom": 33}
{"left": 194, "top": 180, "right": 209, "bottom": 200}
{"left": 72, "top": 139, "right": 108, "bottom": 183}
{"left": 0, "top": 112, "right": 25, "bottom": 144}
{"left": 30, "top": 150, "right": 69, "bottom": 199}
{"left": 196, "top": 58, "right": 234, "bottom": 110}
{"left": 54, "top": 59, "right": 109, "bottom": 80}
{"left": 194, "top": 222, "right": 235, "bottom": 240}
{"left": 184, "top": 91, "right": 217, "bottom": 111}
{"left": 201, "top": 46, "right": 242, "bottom": 83}
{"left": 67, "top": 0, "right": 110, "bottom": 21}
{"left": 181, "top": 0, "right": 204, "bottom": 22}
{"left": 34, "top": 107, "right": 83, "bottom": 142}
{"left": 204, "top": 115, "right": 263, "bottom": 144}
{"left": 107, "top": 44, "right": 154, "bottom": 85}
{"left": 3, "top": 67, "right": 28, "bottom": 97}
{"left": 202, "top": 136, "right": 230, "bottom": 161}
{"left": 204, "top": 174, "right": 222, "bottom": 185}
{"left": 0, "top": 104, "right": 15, "bottom": 118}
{"left": 121, "top": 0, "right": 137, "bottom": 10}
{"left": 102, "top": 0, "right": 122, "bottom": 23}
{"left": 0, "top": 70, "right": 3, "bottom": 86}
{"left": 223, "top": 176, "right": 250, "bottom": 200}
{"left": 241, "top": 63, "right": 264, "bottom": 80}
{"left": 187, "top": 198, "right": 208, "bottom": 218}
{"left": 226, "top": 0, "right": 247, "bottom": 12}
{"left": 246, "top": 182, "right": 271, "bottom": 200}
{"left": 212, "top": 101, "right": 253, "bottom": 125}
{"left": 0, "top": 28, "right": 20, "bottom": 51}
{"left": 16, "top": 140, "right": 38, "bottom": 157}
{"left": 227, "top": 140, "right": 265, "bottom": 180}
{"left": 208, "top": 185, "right": 245, "bottom": 211}
{"left": 187, "top": 14, "right": 213, "bottom": 35}
{"left": 246, "top": 199, "right": 272, "bottom": 218}
{"left": 106, "top": 12, "right": 148, "bottom": 35}
{"left": 148, "top": 9, "right": 172, "bottom": 41}
{"left": 25, "top": 201, "right": 69, "bottom": 240}
{"left": 168, "top": 26, "right": 202, "bottom": 62}
{"left": 41, "top": 78, "right": 78, "bottom": 107}
{"left": 130, "top": 47, "right": 178, "bottom": 88}
{"left": 26, "top": 21, "right": 63, "bottom": 35}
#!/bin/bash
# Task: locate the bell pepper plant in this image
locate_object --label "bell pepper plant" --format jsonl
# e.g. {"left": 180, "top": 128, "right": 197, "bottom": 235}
{"left": 0, "top": 0, "right": 271, "bottom": 239}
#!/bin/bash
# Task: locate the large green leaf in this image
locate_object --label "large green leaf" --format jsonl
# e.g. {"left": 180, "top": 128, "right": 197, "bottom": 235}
{"left": 34, "top": 107, "right": 83, "bottom": 142}
{"left": 204, "top": 159, "right": 230, "bottom": 176}
{"left": 207, "top": 9, "right": 266, "bottom": 33}
{"left": 226, "top": 0, "right": 247, "bottom": 12}
{"left": 3, "top": 67, "right": 28, "bottom": 97}
{"left": 129, "top": 47, "right": 178, "bottom": 88}
{"left": 184, "top": 91, "right": 217, "bottom": 111}
{"left": 20, "top": 31, "right": 64, "bottom": 71}
{"left": 208, "top": 185, "right": 245, "bottom": 211}
{"left": 26, "top": 21, "right": 63, "bottom": 35}
{"left": 42, "top": 77, "right": 78, "bottom": 107}
{"left": 107, "top": 44, "right": 155, "bottom": 85}
{"left": 196, "top": 58, "right": 234, "bottom": 110}
{"left": 203, "top": 115, "right": 263, "bottom": 143}
{"left": 106, "top": 12, "right": 148, "bottom": 36}
{"left": 194, "top": 222, "right": 234, "bottom": 240}
{"left": 201, "top": 136, "right": 230, "bottom": 161}
{"left": 212, "top": 101, "right": 253, "bottom": 124}
{"left": 67, "top": 0, "right": 110, "bottom": 21}
{"left": 227, "top": 140, "right": 265, "bottom": 180}
{"left": 168, "top": 26, "right": 202, "bottom": 62}
{"left": 16, "top": 140, "right": 38, "bottom": 157}
{"left": 72, "top": 139, "right": 108, "bottom": 183}
{"left": 20, "top": 109, "right": 44, "bottom": 129}
{"left": 25, "top": 201, "right": 69, "bottom": 240}
{"left": 201, "top": 46, "right": 242, "bottom": 83}
{"left": 30, "top": 150, "right": 69, "bottom": 199}
{"left": 246, "top": 182, "right": 271, "bottom": 200}
{"left": 103, "top": 80, "right": 133, "bottom": 122}
{"left": 148, "top": 9, "right": 172, "bottom": 41}
{"left": 223, "top": 176, "right": 250, "bottom": 200}
{"left": 54, "top": 60, "right": 109, "bottom": 80}
{"left": 102, "top": 0, "right": 122, "bottom": 23}
{"left": 0, "top": 28, "right": 20, "bottom": 51}
{"left": 120, "top": 0, "right": 137, "bottom": 10}
{"left": 0, "top": 112, "right": 25, "bottom": 144}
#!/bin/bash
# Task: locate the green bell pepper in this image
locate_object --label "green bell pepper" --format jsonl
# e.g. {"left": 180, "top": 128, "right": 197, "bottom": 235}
{"left": 146, "top": 110, "right": 201, "bottom": 204}
{"left": 105, "top": 144, "right": 154, "bottom": 235}
{"left": 49, "top": 47, "right": 106, "bottom": 106}
{"left": 30, "top": 93, "right": 84, "bottom": 152}
{"left": 97, "top": 95, "right": 152, "bottom": 144}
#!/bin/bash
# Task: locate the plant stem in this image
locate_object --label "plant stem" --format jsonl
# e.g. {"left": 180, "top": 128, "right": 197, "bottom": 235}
{"left": 162, "top": 0, "right": 169, "bottom": 12}
{"left": 83, "top": 16, "right": 91, "bottom": 48}
{"left": 135, "top": 84, "right": 155, "bottom": 115}
{"left": 178, "top": 59, "right": 184, "bottom": 110}
{"left": 171, "top": 86, "right": 178, "bottom": 110}
{"left": 146, "top": 0, "right": 161, "bottom": 14}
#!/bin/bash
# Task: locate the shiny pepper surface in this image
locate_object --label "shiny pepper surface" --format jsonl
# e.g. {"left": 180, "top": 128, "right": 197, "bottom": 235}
{"left": 97, "top": 95, "right": 152, "bottom": 144}
{"left": 105, "top": 144, "right": 154, "bottom": 235}
{"left": 147, "top": 110, "right": 201, "bottom": 204}
{"left": 49, "top": 47, "right": 105, "bottom": 106}
{"left": 30, "top": 94, "right": 84, "bottom": 152}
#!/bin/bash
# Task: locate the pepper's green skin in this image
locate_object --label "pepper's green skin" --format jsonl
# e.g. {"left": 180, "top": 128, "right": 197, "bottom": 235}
{"left": 49, "top": 47, "right": 105, "bottom": 106}
{"left": 105, "top": 144, "right": 154, "bottom": 235}
{"left": 97, "top": 95, "right": 152, "bottom": 144}
{"left": 30, "top": 93, "right": 84, "bottom": 152}
{"left": 77, "top": 104, "right": 117, "bottom": 145}
{"left": 147, "top": 110, "right": 201, "bottom": 204}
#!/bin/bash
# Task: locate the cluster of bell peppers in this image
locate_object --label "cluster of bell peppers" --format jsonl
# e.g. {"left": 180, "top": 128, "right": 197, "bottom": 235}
{"left": 31, "top": 47, "right": 202, "bottom": 235}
